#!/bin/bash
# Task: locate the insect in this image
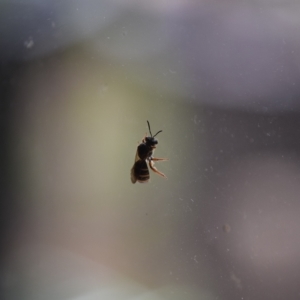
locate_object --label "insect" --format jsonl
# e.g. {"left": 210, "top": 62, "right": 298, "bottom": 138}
{"left": 131, "top": 121, "right": 167, "bottom": 183}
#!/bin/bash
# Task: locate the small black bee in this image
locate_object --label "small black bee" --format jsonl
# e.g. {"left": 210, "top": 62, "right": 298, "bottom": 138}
{"left": 131, "top": 121, "right": 167, "bottom": 183}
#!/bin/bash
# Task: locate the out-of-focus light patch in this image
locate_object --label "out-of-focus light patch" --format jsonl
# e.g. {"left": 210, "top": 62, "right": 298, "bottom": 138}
{"left": 90, "top": 13, "right": 171, "bottom": 61}
{"left": 274, "top": 5, "right": 300, "bottom": 26}
{"left": 0, "top": 244, "right": 144, "bottom": 300}
{"left": 83, "top": 1, "right": 300, "bottom": 113}
{"left": 1, "top": 244, "right": 215, "bottom": 300}
{"left": 126, "top": 0, "right": 193, "bottom": 14}
{"left": 13, "top": 47, "right": 183, "bottom": 211}
{"left": 11, "top": 47, "right": 189, "bottom": 290}
{"left": 0, "top": 1, "right": 121, "bottom": 62}
{"left": 183, "top": 3, "right": 300, "bottom": 112}
{"left": 13, "top": 53, "right": 135, "bottom": 207}
{"left": 132, "top": 285, "right": 214, "bottom": 300}
{"left": 4, "top": 0, "right": 300, "bottom": 113}
{"left": 217, "top": 154, "right": 300, "bottom": 269}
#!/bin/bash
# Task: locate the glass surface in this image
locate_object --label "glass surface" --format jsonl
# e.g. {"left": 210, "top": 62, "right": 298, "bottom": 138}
{"left": 1, "top": 1, "right": 300, "bottom": 299}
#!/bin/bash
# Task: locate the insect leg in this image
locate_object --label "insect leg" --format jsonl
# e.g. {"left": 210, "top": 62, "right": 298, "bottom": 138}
{"left": 149, "top": 159, "right": 167, "bottom": 178}
{"left": 151, "top": 157, "right": 168, "bottom": 161}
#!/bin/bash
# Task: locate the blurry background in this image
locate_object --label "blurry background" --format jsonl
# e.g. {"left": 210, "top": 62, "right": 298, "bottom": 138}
{"left": 1, "top": 1, "right": 300, "bottom": 299}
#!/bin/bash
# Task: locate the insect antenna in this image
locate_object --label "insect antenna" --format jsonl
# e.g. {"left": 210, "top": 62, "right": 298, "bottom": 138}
{"left": 153, "top": 130, "right": 162, "bottom": 137}
{"left": 147, "top": 120, "right": 162, "bottom": 137}
{"left": 147, "top": 120, "right": 153, "bottom": 137}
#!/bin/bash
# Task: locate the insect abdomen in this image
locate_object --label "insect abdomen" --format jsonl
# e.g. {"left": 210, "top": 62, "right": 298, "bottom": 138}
{"left": 133, "top": 160, "right": 149, "bottom": 183}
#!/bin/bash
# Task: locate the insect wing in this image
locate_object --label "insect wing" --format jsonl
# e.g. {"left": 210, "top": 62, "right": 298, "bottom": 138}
{"left": 131, "top": 149, "right": 140, "bottom": 183}
{"left": 134, "top": 149, "right": 140, "bottom": 163}
{"left": 131, "top": 164, "right": 137, "bottom": 183}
